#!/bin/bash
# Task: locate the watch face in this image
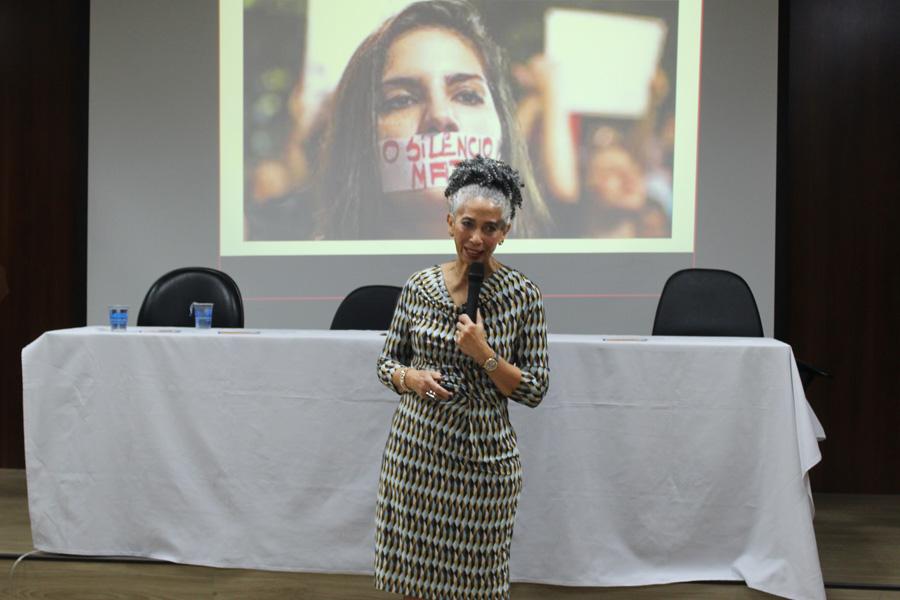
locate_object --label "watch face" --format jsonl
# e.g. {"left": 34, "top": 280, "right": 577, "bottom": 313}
{"left": 483, "top": 356, "right": 499, "bottom": 372}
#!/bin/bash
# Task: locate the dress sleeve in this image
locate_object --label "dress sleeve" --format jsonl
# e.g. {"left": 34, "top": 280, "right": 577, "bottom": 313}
{"left": 507, "top": 284, "right": 550, "bottom": 408}
{"left": 376, "top": 278, "right": 415, "bottom": 394}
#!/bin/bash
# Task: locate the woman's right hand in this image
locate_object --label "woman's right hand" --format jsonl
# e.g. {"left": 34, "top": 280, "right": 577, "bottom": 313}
{"left": 406, "top": 368, "right": 452, "bottom": 401}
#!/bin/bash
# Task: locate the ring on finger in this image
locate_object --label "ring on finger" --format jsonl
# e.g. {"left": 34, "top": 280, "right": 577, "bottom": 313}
{"left": 425, "top": 390, "right": 436, "bottom": 399}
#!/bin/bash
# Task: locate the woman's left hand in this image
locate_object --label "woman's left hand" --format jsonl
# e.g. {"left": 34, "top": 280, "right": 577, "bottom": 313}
{"left": 456, "top": 310, "right": 489, "bottom": 360}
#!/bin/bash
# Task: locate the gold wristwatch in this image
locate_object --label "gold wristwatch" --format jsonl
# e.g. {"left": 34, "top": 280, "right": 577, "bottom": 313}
{"left": 482, "top": 353, "right": 499, "bottom": 372}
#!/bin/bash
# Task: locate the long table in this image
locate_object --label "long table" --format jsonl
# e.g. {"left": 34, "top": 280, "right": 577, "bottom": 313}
{"left": 22, "top": 327, "right": 826, "bottom": 599}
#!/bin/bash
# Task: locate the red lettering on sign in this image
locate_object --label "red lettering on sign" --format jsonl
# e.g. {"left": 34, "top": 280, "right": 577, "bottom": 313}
{"left": 431, "top": 132, "right": 453, "bottom": 158}
{"left": 467, "top": 136, "right": 479, "bottom": 157}
{"left": 406, "top": 137, "right": 421, "bottom": 162}
{"left": 381, "top": 140, "right": 399, "bottom": 163}
{"left": 411, "top": 162, "right": 427, "bottom": 189}
{"left": 456, "top": 136, "right": 466, "bottom": 159}
{"left": 430, "top": 161, "right": 449, "bottom": 184}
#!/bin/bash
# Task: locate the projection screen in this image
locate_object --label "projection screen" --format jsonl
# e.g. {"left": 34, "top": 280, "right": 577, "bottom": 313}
{"left": 88, "top": 0, "right": 779, "bottom": 334}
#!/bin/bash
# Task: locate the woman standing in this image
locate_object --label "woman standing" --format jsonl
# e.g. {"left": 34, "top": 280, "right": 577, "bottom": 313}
{"left": 375, "top": 155, "right": 550, "bottom": 599}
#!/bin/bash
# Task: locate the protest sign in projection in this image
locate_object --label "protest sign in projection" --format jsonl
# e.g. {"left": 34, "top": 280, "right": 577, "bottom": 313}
{"left": 379, "top": 133, "right": 501, "bottom": 193}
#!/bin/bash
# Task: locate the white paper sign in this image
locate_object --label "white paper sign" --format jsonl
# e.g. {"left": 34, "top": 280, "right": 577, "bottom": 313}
{"left": 378, "top": 132, "right": 501, "bottom": 192}
{"left": 545, "top": 9, "right": 667, "bottom": 117}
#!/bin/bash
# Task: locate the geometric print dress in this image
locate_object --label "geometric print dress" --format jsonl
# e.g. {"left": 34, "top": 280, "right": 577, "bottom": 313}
{"left": 374, "top": 264, "right": 550, "bottom": 599}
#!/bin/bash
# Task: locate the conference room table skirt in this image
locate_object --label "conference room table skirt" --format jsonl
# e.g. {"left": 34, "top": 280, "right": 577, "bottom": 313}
{"left": 22, "top": 328, "right": 826, "bottom": 600}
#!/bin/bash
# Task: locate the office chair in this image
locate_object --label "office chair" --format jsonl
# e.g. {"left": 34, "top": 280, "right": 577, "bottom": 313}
{"left": 330, "top": 285, "right": 402, "bottom": 330}
{"left": 137, "top": 267, "right": 244, "bottom": 328}
{"left": 652, "top": 268, "right": 763, "bottom": 337}
{"left": 652, "top": 268, "right": 829, "bottom": 390}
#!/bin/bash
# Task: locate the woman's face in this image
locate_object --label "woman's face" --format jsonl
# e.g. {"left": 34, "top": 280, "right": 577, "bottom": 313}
{"left": 378, "top": 26, "right": 502, "bottom": 140}
{"left": 377, "top": 27, "right": 503, "bottom": 209}
{"left": 586, "top": 146, "right": 647, "bottom": 211}
{"left": 446, "top": 197, "right": 509, "bottom": 265}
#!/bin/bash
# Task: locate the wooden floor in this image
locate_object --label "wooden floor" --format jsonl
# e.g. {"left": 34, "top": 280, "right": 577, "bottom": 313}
{"left": 1, "top": 469, "right": 897, "bottom": 599}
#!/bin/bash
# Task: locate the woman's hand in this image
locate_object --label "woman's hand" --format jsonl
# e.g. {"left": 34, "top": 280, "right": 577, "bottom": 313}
{"left": 406, "top": 368, "right": 452, "bottom": 401}
{"left": 456, "top": 310, "right": 524, "bottom": 397}
{"left": 456, "top": 311, "right": 491, "bottom": 362}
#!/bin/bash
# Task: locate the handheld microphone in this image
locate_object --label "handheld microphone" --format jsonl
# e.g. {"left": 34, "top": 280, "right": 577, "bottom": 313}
{"left": 465, "top": 262, "right": 484, "bottom": 321}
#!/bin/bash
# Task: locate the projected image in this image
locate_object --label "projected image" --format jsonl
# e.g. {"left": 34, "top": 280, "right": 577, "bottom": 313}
{"left": 223, "top": 0, "right": 700, "bottom": 254}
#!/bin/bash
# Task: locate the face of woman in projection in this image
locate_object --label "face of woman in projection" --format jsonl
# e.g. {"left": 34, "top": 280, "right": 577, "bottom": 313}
{"left": 377, "top": 26, "right": 503, "bottom": 207}
{"left": 587, "top": 146, "right": 647, "bottom": 212}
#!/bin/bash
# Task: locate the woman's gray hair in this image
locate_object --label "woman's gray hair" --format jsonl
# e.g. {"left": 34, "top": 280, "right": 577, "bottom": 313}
{"left": 447, "top": 184, "right": 513, "bottom": 224}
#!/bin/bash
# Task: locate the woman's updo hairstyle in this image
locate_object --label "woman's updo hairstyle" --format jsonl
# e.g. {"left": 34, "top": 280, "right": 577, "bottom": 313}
{"left": 444, "top": 155, "right": 524, "bottom": 223}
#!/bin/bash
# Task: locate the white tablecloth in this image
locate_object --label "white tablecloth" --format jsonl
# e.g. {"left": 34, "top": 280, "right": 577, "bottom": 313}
{"left": 22, "top": 327, "right": 826, "bottom": 599}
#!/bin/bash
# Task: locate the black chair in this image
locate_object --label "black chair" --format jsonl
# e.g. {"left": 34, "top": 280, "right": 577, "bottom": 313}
{"left": 652, "top": 268, "right": 764, "bottom": 337}
{"left": 652, "top": 268, "right": 829, "bottom": 389}
{"left": 137, "top": 267, "right": 244, "bottom": 328}
{"left": 330, "top": 285, "right": 402, "bottom": 330}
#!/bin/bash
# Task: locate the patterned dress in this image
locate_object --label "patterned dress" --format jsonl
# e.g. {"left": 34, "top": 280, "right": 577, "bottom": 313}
{"left": 374, "top": 264, "right": 550, "bottom": 599}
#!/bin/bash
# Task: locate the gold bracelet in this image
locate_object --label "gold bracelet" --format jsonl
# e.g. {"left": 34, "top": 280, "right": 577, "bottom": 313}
{"left": 397, "top": 367, "right": 409, "bottom": 392}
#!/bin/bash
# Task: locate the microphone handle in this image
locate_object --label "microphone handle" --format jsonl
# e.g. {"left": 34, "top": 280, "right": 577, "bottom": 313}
{"left": 465, "top": 262, "right": 485, "bottom": 321}
{"left": 466, "top": 279, "right": 482, "bottom": 321}
{"left": 466, "top": 297, "right": 477, "bottom": 320}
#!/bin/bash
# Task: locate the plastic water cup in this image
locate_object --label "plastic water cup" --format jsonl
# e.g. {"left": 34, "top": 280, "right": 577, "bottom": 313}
{"left": 109, "top": 305, "right": 129, "bottom": 331}
{"left": 190, "top": 302, "right": 214, "bottom": 328}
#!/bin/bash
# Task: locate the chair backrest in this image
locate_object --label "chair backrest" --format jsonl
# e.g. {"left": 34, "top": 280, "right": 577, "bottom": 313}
{"left": 330, "top": 285, "right": 402, "bottom": 330}
{"left": 652, "top": 268, "right": 763, "bottom": 337}
{"left": 137, "top": 267, "right": 244, "bottom": 328}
